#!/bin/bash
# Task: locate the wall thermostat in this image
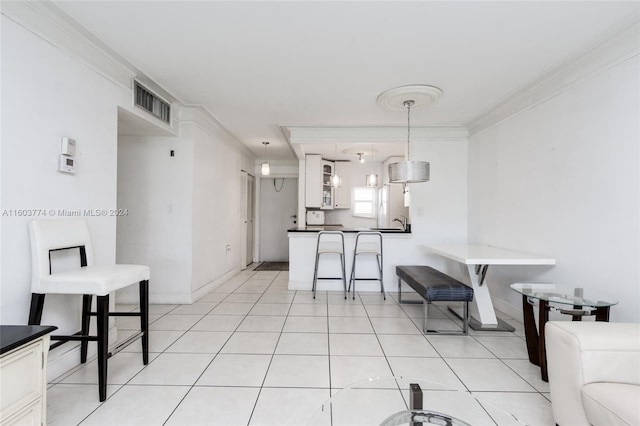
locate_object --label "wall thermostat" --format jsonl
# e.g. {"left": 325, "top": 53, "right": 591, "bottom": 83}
{"left": 58, "top": 154, "right": 76, "bottom": 174}
{"left": 60, "top": 137, "right": 76, "bottom": 156}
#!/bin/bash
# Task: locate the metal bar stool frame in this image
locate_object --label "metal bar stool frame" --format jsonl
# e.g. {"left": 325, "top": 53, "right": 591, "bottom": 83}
{"left": 312, "top": 231, "right": 347, "bottom": 299}
{"left": 348, "top": 231, "right": 385, "bottom": 300}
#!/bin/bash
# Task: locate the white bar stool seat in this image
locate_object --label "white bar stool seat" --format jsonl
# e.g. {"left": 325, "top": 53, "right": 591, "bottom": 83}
{"left": 312, "top": 231, "right": 347, "bottom": 299}
{"left": 348, "top": 231, "right": 385, "bottom": 300}
{"left": 28, "top": 219, "right": 150, "bottom": 402}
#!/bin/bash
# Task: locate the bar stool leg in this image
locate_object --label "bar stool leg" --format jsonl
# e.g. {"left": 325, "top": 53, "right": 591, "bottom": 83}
{"left": 96, "top": 295, "right": 109, "bottom": 402}
{"left": 340, "top": 253, "right": 347, "bottom": 299}
{"left": 312, "top": 251, "right": 320, "bottom": 299}
{"left": 139, "top": 280, "right": 149, "bottom": 365}
{"left": 349, "top": 253, "right": 357, "bottom": 299}
{"left": 376, "top": 254, "right": 385, "bottom": 300}
{"left": 80, "top": 294, "right": 92, "bottom": 363}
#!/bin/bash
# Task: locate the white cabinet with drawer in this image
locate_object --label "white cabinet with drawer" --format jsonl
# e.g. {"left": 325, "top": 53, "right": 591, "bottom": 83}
{"left": 1, "top": 327, "right": 55, "bottom": 426}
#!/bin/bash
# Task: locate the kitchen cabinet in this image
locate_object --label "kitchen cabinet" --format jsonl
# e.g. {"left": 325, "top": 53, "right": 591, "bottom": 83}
{"left": 305, "top": 154, "right": 322, "bottom": 208}
{"left": 333, "top": 161, "right": 351, "bottom": 209}
{"left": 0, "top": 326, "right": 56, "bottom": 426}
{"left": 305, "top": 155, "right": 334, "bottom": 209}
{"left": 320, "top": 160, "right": 334, "bottom": 210}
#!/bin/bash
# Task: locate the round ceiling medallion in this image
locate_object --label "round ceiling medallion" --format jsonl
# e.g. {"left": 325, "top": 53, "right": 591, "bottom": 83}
{"left": 377, "top": 84, "right": 443, "bottom": 111}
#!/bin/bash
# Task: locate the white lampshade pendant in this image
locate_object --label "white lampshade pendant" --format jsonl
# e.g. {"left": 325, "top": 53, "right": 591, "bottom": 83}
{"left": 261, "top": 141, "right": 271, "bottom": 176}
{"left": 366, "top": 173, "right": 378, "bottom": 187}
{"left": 331, "top": 173, "right": 341, "bottom": 188}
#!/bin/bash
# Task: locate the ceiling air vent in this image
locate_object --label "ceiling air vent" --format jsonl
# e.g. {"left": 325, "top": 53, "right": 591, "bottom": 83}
{"left": 134, "top": 81, "right": 171, "bottom": 124}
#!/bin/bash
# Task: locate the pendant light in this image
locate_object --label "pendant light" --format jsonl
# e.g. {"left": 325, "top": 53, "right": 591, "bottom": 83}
{"left": 388, "top": 100, "right": 430, "bottom": 184}
{"left": 331, "top": 144, "right": 341, "bottom": 187}
{"left": 366, "top": 144, "right": 378, "bottom": 187}
{"left": 357, "top": 153, "right": 365, "bottom": 163}
{"left": 261, "top": 141, "right": 270, "bottom": 176}
{"left": 388, "top": 100, "right": 430, "bottom": 205}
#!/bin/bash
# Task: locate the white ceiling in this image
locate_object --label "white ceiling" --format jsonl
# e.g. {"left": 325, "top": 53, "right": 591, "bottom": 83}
{"left": 55, "top": 1, "right": 638, "bottom": 161}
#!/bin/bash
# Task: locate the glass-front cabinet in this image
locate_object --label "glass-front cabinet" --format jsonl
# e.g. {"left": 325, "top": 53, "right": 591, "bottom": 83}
{"left": 321, "top": 161, "right": 334, "bottom": 209}
{"left": 305, "top": 154, "right": 333, "bottom": 209}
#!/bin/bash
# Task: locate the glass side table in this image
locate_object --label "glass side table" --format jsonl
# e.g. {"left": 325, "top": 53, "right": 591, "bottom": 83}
{"left": 510, "top": 283, "right": 618, "bottom": 382}
{"left": 307, "top": 376, "right": 525, "bottom": 425}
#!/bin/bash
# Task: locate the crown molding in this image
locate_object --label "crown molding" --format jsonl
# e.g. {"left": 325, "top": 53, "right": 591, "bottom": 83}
{"left": 1, "top": 1, "right": 134, "bottom": 90}
{"left": 286, "top": 126, "right": 469, "bottom": 144}
{"left": 467, "top": 17, "right": 640, "bottom": 136}
{"left": 1, "top": 1, "right": 179, "bottom": 103}
{"left": 179, "top": 106, "right": 256, "bottom": 159}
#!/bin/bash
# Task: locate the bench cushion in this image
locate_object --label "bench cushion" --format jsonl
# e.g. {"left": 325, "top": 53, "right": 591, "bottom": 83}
{"left": 396, "top": 265, "right": 473, "bottom": 302}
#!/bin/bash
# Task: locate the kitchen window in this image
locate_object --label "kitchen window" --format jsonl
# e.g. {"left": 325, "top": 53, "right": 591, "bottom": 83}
{"left": 351, "top": 186, "right": 377, "bottom": 219}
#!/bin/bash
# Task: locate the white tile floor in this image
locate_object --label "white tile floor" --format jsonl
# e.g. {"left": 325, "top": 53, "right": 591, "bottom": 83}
{"left": 47, "top": 267, "right": 554, "bottom": 425}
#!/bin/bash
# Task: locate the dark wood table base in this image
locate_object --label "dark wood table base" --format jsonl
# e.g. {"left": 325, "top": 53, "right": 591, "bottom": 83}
{"left": 521, "top": 295, "right": 610, "bottom": 382}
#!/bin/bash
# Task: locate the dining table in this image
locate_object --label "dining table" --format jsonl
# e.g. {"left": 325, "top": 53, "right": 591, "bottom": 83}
{"left": 426, "top": 244, "right": 556, "bottom": 331}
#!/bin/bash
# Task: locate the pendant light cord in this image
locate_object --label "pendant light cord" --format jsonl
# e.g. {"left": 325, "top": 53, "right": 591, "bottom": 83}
{"left": 404, "top": 100, "right": 414, "bottom": 160}
{"left": 273, "top": 178, "right": 284, "bottom": 192}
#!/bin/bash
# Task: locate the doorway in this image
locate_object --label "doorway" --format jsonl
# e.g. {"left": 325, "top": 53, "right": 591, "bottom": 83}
{"left": 240, "top": 171, "right": 255, "bottom": 269}
{"left": 259, "top": 178, "right": 298, "bottom": 262}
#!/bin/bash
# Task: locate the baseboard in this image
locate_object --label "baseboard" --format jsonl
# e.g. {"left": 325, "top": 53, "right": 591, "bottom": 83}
{"left": 115, "top": 268, "right": 242, "bottom": 305}
{"left": 192, "top": 267, "right": 241, "bottom": 302}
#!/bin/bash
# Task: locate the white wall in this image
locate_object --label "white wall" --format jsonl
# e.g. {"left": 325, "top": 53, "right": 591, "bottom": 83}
{"left": 0, "top": 16, "right": 129, "bottom": 328}
{"left": 116, "top": 134, "right": 193, "bottom": 303}
{"left": 468, "top": 57, "right": 640, "bottom": 322}
{"left": 191, "top": 122, "right": 245, "bottom": 294}
{"left": 116, "top": 115, "right": 255, "bottom": 303}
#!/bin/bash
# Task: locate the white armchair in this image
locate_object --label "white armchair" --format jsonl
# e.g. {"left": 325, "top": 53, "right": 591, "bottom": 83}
{"left": 545, "top": 321, "right": 640, "bottom": 425}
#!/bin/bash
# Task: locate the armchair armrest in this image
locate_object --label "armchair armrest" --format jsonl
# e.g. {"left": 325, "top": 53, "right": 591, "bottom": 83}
{"left": 545, "top": 321, "right": 640, "bottom": 426}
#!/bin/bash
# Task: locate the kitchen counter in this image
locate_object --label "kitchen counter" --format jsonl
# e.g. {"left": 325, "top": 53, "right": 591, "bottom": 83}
{"left": 289, "top": 226, "right": 410, "bottom": 233}
{"left": 288, "top": 228, "right": 412, "bottom": 291}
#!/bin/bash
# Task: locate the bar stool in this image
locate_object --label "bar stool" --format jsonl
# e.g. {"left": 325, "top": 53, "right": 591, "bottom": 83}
{"left": 312, "top": 231, "right": 347, "bottom": 299}
{"left": 348, "top": 231, "right": 385, "bottom": 300}
{"left": 27, "top": 219, "right": 150, "bottom": 402}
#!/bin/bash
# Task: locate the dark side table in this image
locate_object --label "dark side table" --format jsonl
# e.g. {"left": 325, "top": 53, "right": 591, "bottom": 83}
{"left": 510, "top": 283, "right": 618, "bottom": 382}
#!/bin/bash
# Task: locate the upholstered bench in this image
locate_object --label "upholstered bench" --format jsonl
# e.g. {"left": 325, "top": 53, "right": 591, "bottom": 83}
{"left": 396, "top": 265, "right": 474, "bottom": 335}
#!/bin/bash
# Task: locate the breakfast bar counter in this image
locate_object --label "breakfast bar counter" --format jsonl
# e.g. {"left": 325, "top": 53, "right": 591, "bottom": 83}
{"left": 288, "top": 227, "right": 411, "bottom": 291}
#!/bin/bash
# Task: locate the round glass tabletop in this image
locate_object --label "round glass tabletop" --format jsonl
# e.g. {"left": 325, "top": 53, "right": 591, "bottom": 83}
{"left": 510, "top": 283, "right": 618, "bottom": 308}
{"left": 306, "top": 376, "right": 525, "bottom": 426}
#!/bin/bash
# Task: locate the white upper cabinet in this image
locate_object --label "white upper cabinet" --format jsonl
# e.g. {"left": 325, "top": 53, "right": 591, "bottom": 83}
{"left": 333, "top": 161, "right": 351, "bottom": 209}
{"left": 305, "top": 154, "right": 322, "bottom": 208}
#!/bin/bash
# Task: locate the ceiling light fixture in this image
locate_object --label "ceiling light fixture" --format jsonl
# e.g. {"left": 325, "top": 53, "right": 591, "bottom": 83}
{"left": 378, "top": 85, "right": 441, "bottom": 206}
{"left": 261, "top": 141, "right": 270, "bottom": 176}
{"left": 357, "top": 153, "right": 365, "bottom": 163}
{"left": 366, "top": 144, "right": 378, "bottom": 187}
{"left": 331, "top": 144, "right": 341, "bottom": 188}
{"left": 388, "top": 100, "right": 430, "bottom": 185}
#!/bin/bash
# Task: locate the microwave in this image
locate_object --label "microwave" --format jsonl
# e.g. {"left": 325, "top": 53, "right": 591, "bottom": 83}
{"left": 306, "top": 211, "right": 325, "bottom": 225}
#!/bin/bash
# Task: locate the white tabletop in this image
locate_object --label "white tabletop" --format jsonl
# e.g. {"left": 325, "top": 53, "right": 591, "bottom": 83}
{"left": 427, "top": 244, "right": 556, "bottom": 266}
